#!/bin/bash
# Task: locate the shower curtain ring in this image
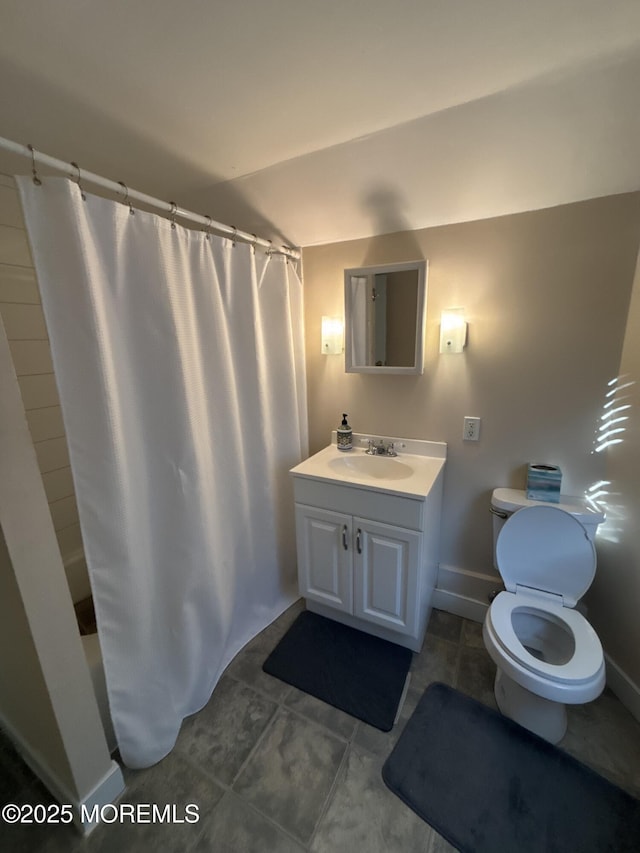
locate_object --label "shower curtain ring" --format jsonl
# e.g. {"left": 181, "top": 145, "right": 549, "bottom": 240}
{"left": 203, "top": 215, "right": 212, "bottom": 240}
{"left": 118, "top": 181, "right": 135, "bottom": 215}
{"left": 27, "top": 145, "right": 42, "bottom": 186}
{"left": 70, "top": 162, "right": 86, "bottom": 200}
{"left": 169, "top": 201, "right": 177, "bottom": 229}
{"left": 266, "top": 240, "right": 273, "bottom": 258}
{"left": 231, "top": 226, "right": 238, "bottom": 247}
{"left": 251, "top": 234, "right": 258, "bottom": 254}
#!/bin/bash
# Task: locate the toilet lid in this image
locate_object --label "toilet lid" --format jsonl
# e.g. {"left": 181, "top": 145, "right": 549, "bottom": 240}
{"left": 496, "top": 505, "right": 596, "bottom": 607}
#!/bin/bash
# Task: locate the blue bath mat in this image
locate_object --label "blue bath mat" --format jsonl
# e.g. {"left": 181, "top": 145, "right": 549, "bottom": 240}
{"left": 383, "top": 683, "right": 640, "bottom": 852}
{"left": 262, "top": 610, "right": 412, "bottom": 731}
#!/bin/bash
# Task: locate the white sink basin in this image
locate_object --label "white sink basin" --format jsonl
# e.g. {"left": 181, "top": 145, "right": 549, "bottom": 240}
{"left": 290, "top": 436, "right": 447, "bottom": 499}
{"left": 328, "top": 454, "right": 414, "bottom": 480}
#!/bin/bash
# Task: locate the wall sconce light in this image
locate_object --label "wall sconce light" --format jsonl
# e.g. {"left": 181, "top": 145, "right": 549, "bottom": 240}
{"left": 439, "top": 308, "right": 467, "bottom": 354}
{"left": 321, "top": 316, "right": 344, "bottom": 354}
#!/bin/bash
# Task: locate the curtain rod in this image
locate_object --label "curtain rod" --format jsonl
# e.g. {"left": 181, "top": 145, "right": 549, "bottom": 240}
{"left": 0, "top": 135, "right": 300, "bottom": 261}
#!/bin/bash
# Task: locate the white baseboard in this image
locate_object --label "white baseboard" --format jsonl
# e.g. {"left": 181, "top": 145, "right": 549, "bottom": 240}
{"left": 604, "top": 653, "right": 640, "bottom": 724}
{"left": 433, "top": 563, "right": 499, "bottom": 623}
{"left": 432, "top": 588, "right": 488, "bottom": 623}
{"left": 77, "top": 762, "right": 126, "bottom": 834}
{"left": 0, "top": 711, "right": 124, "bottom": 835}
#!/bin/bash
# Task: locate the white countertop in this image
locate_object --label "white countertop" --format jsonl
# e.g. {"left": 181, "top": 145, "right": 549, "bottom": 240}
{"left": 290, "top": 434, "right": 447, "bottom": 500}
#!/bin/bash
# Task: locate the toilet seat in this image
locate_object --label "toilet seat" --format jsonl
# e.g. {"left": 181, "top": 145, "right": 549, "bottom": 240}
{"left": 496, "top": 505, "right": 596, "bottom": 607}
{"left": 488, "top": 590, "right": 604, "bottom": 684}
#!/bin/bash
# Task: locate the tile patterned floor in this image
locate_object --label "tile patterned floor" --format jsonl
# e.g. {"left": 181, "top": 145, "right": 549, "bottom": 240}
{"left": 2, "top": 603, "right": 640, "bottom": 852}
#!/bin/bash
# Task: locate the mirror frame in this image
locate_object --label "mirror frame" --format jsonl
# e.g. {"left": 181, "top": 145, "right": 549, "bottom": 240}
{"left": 344, "top": 260, "right": 427, "bottom": 375}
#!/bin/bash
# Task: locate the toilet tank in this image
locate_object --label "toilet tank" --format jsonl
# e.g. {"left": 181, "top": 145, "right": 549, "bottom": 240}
{"left": 490, "top": 488, "right": 605, "bottom": 569}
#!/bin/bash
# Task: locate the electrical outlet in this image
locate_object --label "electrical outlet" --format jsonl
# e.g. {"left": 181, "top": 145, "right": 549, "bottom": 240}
{"left": 463, "top": 416, "right": 481, "bottom": 441}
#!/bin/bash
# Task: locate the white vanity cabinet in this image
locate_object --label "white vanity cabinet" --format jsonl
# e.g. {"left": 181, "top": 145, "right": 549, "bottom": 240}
{"left": 355, "top": 519, "right": 421, "bottom": 634}
{"left": 295, "top": 505, "right": 353, "bottom": 615}
{"left": 295, "top": 505, "right": 421, "bottom": 636}
{"left": 290, "top": 436, "right": 446, "bottom": 652}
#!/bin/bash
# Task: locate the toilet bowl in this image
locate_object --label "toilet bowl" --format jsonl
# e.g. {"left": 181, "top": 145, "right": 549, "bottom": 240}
{"left": 483, "top": 496, "right": 605, "bottom": 743}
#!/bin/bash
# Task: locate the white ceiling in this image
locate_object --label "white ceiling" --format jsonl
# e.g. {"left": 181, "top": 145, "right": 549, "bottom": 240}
{"left": 1, "top": 0, "right": 640, "bottom": 247}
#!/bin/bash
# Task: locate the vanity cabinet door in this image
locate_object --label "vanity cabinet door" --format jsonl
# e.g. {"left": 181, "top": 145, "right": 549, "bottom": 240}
{"left": 295, "top": 505, "right": 353, "bottom": 614}
{"left": 353, "top": 518, "right": 421, "bottom": 636}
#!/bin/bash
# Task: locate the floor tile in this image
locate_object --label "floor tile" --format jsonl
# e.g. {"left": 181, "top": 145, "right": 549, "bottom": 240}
{"left": 223, "top": 624, "right": 295, "bottom": 702}
{"left": 284, "top": 686, "right": 358, "bottom": 741}
{"left": 271, "top": 598, "right": 306, "bottom": 637}
{"left": 426, "top": 609, "right": 463, "bottom": 644}
{"left": 121, "top": 747, "right": 225, "bottom": 816}
{"left": 410, "top": 633, "right": 459, "bottom": 694}
{"left": 233, "top": 707, "right": 347, "bottom": 844}
{"left": 0, "top": 777, "right": 82, "bottom": 853}
{"left": 193, "top": 791, "right": 305, "bottom": 853}
{"left": 353, "top": 685, "right": 422, "bottom": 759}
{"left": 174, "top": 675, "right": 277, "bottom": 786}
{"left": 310, "top": 745, "right": 432, "bottom": 852}
{"left": 5, "top": 606, "right": 640, "bottom": 853}
{"left": 82, "top": 751, "right": 222, "bottom": 853}
{"left": 455, "top": 645, "right": 498, "bottom": 709}
{"left": 562, "top": 689, "right": 640, "bottom": 796}
{"left": 461, "top": 618, "right": 485, "bottom": 649}
{"left": 0, "top": 730, "right": 39, "bottom": 803}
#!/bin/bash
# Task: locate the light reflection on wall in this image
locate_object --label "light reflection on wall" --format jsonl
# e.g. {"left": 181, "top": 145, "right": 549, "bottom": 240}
{"left": 586, "top": 374, "right": 635, "bottom": 544}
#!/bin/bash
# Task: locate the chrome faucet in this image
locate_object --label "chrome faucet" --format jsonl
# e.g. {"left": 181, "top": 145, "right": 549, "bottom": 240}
{"left": 365, "top": 439, "right": 398, "bottom": 457}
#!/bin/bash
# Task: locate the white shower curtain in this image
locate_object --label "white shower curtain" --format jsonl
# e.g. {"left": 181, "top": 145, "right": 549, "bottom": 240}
{"left": 17, "top": 177, "right": 308, "bottom": 768}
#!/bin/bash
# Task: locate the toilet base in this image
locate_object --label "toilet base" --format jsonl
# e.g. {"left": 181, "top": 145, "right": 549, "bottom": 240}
{"left": 494, "top": 669, "right": 567, "bottom": 743}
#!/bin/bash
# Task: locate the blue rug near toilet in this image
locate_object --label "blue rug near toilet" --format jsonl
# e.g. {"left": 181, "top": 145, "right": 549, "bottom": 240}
{"left": 383, "top": 683, "right": 640, "bottom": 853}
{"left": 262, "top": 610, "right": 412, "bottom": 731}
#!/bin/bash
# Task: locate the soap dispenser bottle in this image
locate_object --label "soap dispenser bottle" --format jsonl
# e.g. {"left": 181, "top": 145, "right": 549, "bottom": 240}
{"left": 337, "top": 413, "right": 353, "bottom": 451}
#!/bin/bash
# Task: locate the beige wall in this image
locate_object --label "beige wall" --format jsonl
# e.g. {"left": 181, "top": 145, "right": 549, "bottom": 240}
{"left": 588, "top": 244, "right": 640, "bottom": 690}
{"left": 0, "top": 174, "right": 89, "bottom": 602}
{"left": 302, "top": 194, "right": 640, "bottom": 601}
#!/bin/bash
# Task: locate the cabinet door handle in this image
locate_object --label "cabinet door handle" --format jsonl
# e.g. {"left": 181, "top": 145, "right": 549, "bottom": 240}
{"left": 342, "top": 525, "right": 349, "bottom": 551}
{"left": 356, "top": 528, "right": 362, "bottom": 554}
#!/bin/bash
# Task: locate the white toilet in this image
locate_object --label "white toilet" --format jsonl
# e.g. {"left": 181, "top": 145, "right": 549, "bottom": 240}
{"left": 483, "top": 488, "right": 606, "bottom": 743}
